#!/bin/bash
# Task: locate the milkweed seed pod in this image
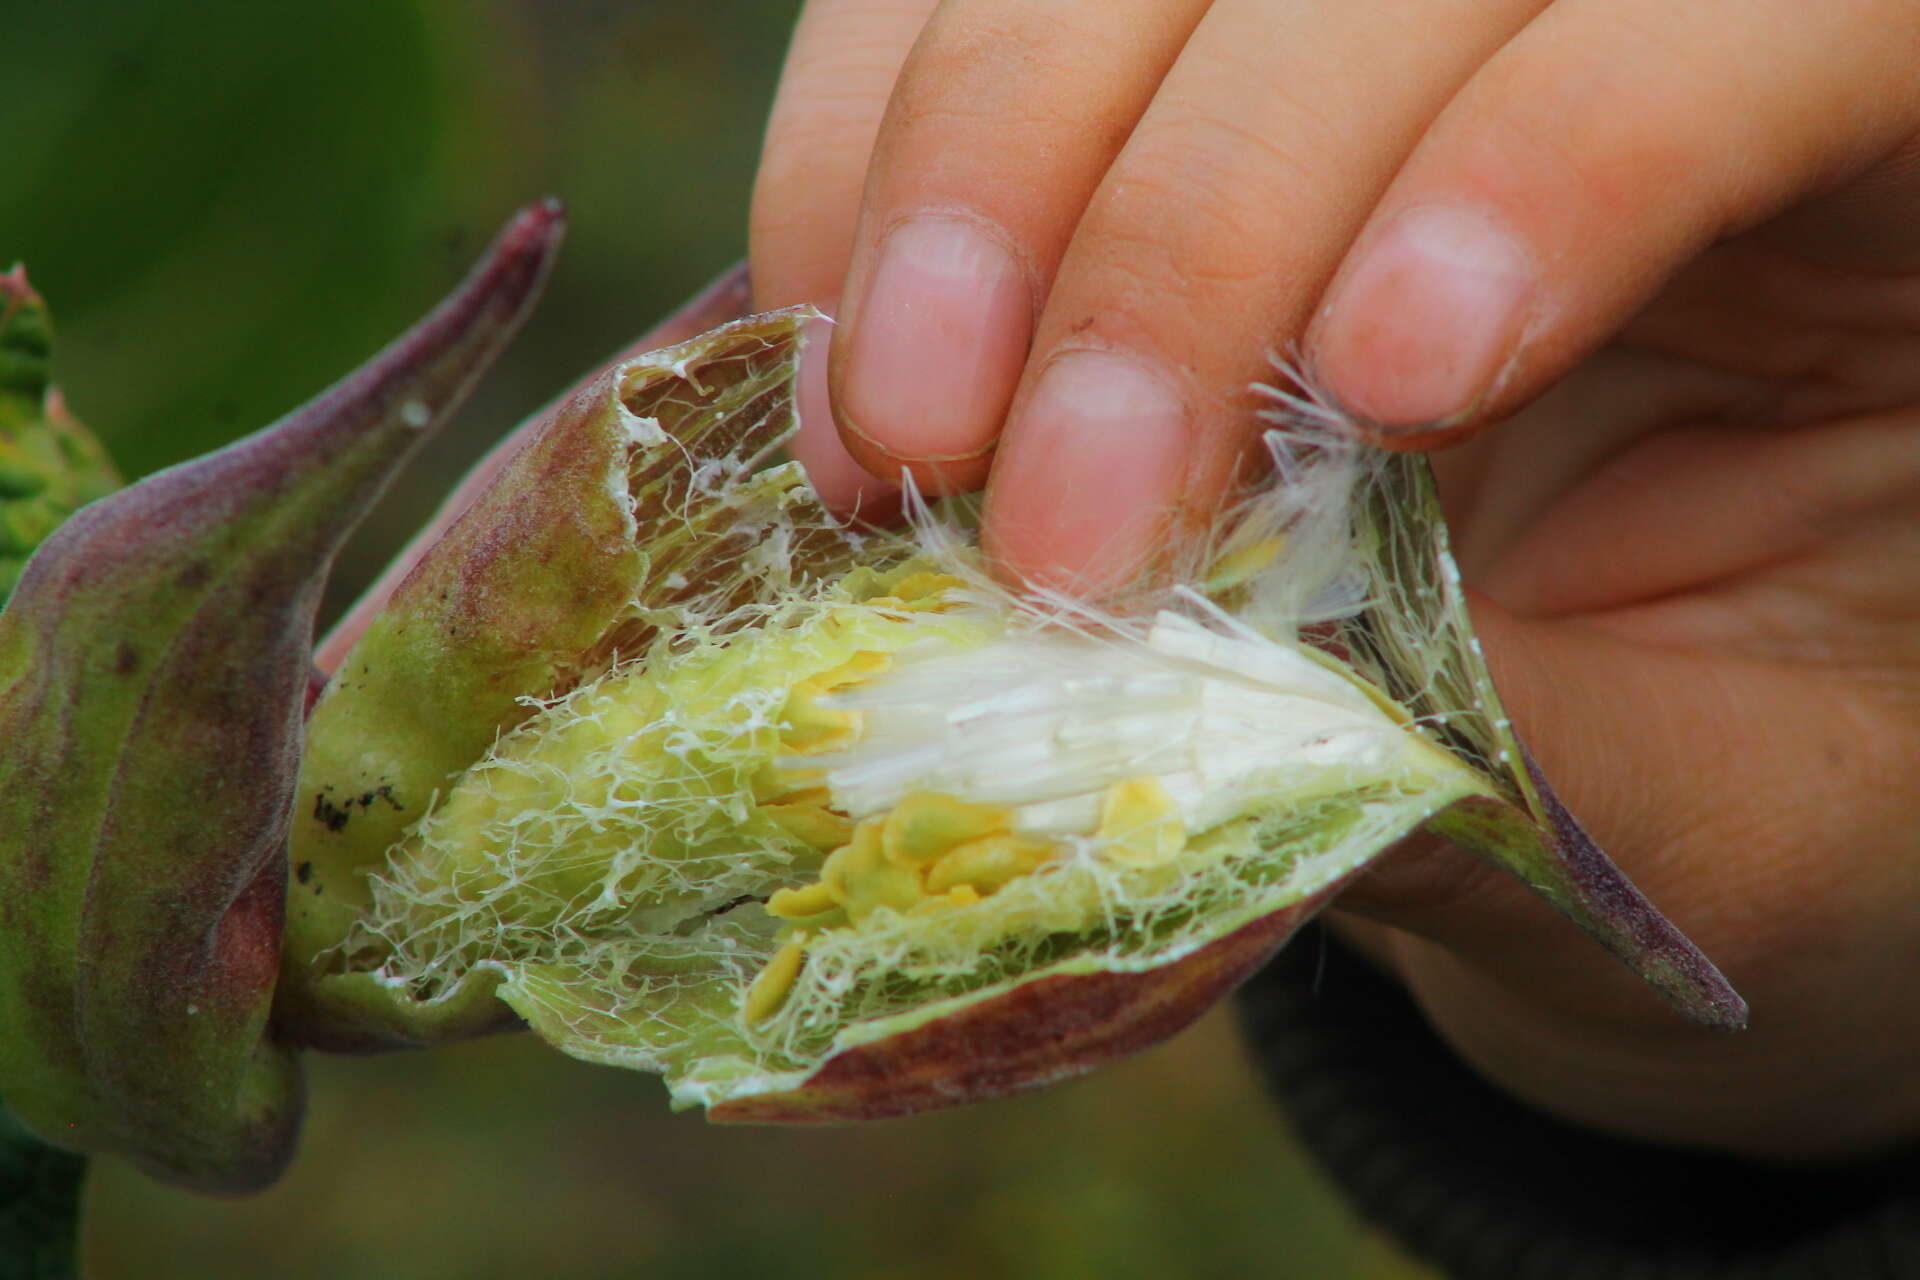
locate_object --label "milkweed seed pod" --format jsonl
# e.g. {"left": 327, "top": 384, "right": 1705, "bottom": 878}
{"left": 289, "top": 307, "right": 1744, "bottom": 1121}
{"left": 0, "top": 269, "right": 119, "bottom": 605}
{"left": 0, "top": 204, "right": 561, "bottom": 1190}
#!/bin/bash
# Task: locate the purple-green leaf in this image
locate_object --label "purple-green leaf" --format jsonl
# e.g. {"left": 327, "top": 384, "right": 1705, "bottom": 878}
{"left": 0, "top": 201, "right": 562, "bottom": 1191}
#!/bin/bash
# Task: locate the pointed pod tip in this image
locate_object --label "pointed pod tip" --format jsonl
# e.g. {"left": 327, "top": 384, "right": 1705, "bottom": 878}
{"left": 306, "top": 200, "right": 566, "bottom": 448}
{"left": 395, "top": 201, "right": 566, "bottom": 372}
{"left": 454, "top": 200, "right": 566, "bottom": 330}
{"left": 1683, "top": 975, "right": 1750, "bottom": 1034}
{"left": 500, "top": 198, "right": 567, "bottom": 260}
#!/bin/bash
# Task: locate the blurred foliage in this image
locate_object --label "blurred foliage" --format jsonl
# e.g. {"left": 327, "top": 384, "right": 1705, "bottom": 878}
{"left": 0, "top": 2, "right": 1439, "bottom": 1276}
{"left": 0, "top": 1100, "right": 84, "bottom": 1280}
{"left": 0, "top": 273, "right": 120, "bottom": 605}
{"left": 86, "top": 1014, "right": 1394, "bottom": 1280}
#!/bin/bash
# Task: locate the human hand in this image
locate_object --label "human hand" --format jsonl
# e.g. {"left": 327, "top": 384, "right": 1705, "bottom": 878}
{"left": 749, "top": 0, "right": 1920, "bottom": 1161}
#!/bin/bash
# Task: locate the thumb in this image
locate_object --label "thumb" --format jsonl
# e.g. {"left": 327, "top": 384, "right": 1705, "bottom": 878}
{"left": 1329, "top": 594, "right": 1756, "bottom": 1024}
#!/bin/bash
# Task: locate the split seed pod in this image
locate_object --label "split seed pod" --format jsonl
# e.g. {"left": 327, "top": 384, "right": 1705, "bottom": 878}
{"left": 0, "top": 204, "right": 561, "bottom": 1189}
{"left": 288, "top": 307, "right": 1744, "bottom": 1123}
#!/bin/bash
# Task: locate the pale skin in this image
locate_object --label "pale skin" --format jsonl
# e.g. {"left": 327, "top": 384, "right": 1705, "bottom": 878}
{"left": 749, "top": 0, "right": 1920, "bottom": 1162}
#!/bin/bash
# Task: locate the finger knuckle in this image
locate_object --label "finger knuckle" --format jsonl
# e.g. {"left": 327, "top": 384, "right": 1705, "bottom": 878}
{"left": 1460, "top": 33, "right": 1726, "bottom": 227}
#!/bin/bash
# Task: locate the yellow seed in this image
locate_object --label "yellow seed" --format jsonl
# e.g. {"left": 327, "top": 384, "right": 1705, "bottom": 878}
{"left": 753, "top": 766, "right": 828, "bottom": 803}
{"left": 1097, "top": 777, "right": 1187, "bottom": 867}
{"left": 881, "top": 792, "right": 1015, "bottom": 869}
{"left": 779, "top": 688, "right": 860, "bottom": 755}
{"left": 766, "top": 881, "right": 838, "bottom": 920}
{"left": 780, "top": 650, "right": 893, "bottom": 755}
{"left": 743, "top": 935, "right": 808, "bottom": 1024}
{"left": 819, "top": 820, "right": 880, "bottom": 902}
{"left": 909, "top": 884, "right": 983, "bottom": 915}
{"left": 889, "top": 572, "right": 968, "bottom": 607}
{"left": 822, "top": 820, "right": 926, "bottom": 922}
{"left": 924, "top": 833, "right": 1058, "bottom": 895}
{"left": 1203, "top": 535, "right": 1286, "bottom": 595}
{"left": 763, "top": 801, "right": 856, "bottom": 851}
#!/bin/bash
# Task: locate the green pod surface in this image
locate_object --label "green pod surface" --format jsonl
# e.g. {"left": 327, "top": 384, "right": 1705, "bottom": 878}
{"left": 0, "top": 203, "right": 561, "bottom": 1191}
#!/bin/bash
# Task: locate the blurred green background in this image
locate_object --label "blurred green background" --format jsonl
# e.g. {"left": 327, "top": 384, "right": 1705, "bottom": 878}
{"left": 2, "top": 2, "right": 1437, "bottom": 1275}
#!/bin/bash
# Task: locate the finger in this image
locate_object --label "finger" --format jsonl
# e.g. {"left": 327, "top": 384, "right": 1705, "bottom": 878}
{"left": 752, "top": 0, "right": 939, "bottom": 313}
{"left": 827, "top": 0, "right": 1213, "bottom": 493}
{"left": 1478, "top": 410, "right": 1920, "bottom": 620}
{"left": 1346, "top": 601, "right": 1920, "bottom": 999}
{"left": 1330, "top": 601, "right": 1745, "bottom": 961}
{"left": 1309, "top": 0, "right": 1920, "bottom": 444}
{"left": 789, "top": 310, "right": 906, "bottom": 520}
{"left": 787, "top": 311, "right": 890, "bottom": 514}
{"left": 1329, "top": 599, "right": 1920, "bottom": 1153}
{"left": 981, "top": 0, "right": 1544, "bottom": 595}
{"left": 1757, "top": 132, "right": 1920, "bottom": 273}
{"left": 1322, "top": 601, "right": 1787, "bottom": 1037}
{"left": 751, "top": 0, "right": 938, "bottom": 511}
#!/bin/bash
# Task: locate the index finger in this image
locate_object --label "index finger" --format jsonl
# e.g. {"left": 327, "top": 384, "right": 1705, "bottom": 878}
{"left": 751, "top": 0, "right": 938, "bottom": 512}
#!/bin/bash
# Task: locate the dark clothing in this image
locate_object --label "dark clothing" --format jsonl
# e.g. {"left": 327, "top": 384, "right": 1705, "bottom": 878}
{"left": 1236, "top": 926, "right": 1920, "bottom": 1278}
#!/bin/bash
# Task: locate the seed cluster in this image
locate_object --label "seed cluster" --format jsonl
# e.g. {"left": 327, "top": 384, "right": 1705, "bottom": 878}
{"left": 744, "top": 779, "right": 1190, "bottom": 1025}
{"left": 741, "top": 602, "right": 1194, "bottom": 1026}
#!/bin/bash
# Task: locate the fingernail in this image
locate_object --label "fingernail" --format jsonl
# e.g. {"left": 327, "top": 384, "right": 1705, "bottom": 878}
{"left": 1314, "top": 205, "right": 1535, "bottom": 429}
{"left": 839, "top": 216, "right": 1032, "bottom": 459}
{"left": 986, "top": 350, "right": 1188, "bottom": 597}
